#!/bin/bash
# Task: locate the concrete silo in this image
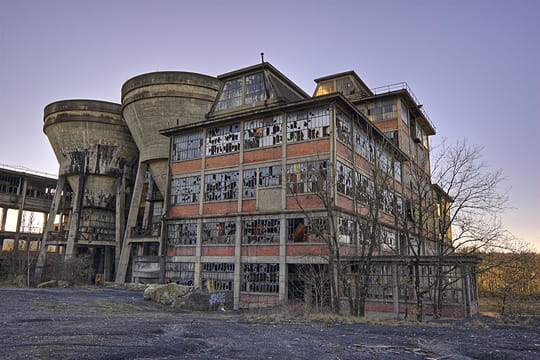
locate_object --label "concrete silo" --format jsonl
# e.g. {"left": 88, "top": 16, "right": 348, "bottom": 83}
{"left": 41, "top": 100, "right": 138, "bottom": 280}
{"left": 116, "top": 72, "right": 222, "bottom": 282}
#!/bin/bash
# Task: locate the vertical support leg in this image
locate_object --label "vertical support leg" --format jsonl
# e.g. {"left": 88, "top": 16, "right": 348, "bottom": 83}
{"left": 115, "top": 163, "right": 147, "bottom": 283}
{"left": 13, "top": 177, "right": 28, "bottom": 260}
{"left": 115, "top": 171, "right": 126, "bottom": 277}
{"left": 65, "top": 175, "right": 85, "bottom": 259}
{"left": 194, "top": 218, "right": 202, "bottom": 288}
{"left": 279, "top": 214, "right": 287, "bottom": 304}
{"left": 233, "top": 217, "right": 242, "bottom": 310}
{"left": 392, "top": 263, "right": 400, "bottom": 317}
{"left": 104, "top": 246, "right": 111, "bottom": 281}
{"left": 0, "top": 207, "right": 8, "bottom": 231}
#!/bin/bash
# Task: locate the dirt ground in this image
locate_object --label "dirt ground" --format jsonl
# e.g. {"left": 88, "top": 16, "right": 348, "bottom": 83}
{"left": 0, "top": 287, "right": 538, "bottom": 360}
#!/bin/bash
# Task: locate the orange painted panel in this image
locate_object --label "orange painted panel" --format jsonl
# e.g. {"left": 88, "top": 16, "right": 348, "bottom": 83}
{"left": 167, "top": 247, "right": 196, "bottom": 256}
{"left": 286, "top": 194, "right": 324, "bottom": 210}
{"left": 336, "top": 194, "right": 353, "bottom": 211}
{"left": 242, "top": 199, "right": 257, "bottom": 212}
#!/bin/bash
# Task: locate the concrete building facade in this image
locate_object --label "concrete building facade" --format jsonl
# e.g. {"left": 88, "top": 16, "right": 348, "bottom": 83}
{"left": 34, "top": 62, "right": 478, "bottom": 317}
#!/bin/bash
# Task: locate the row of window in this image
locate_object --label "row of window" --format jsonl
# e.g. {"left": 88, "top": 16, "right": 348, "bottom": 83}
{"left": 173, "top": 106, "right": 330, "bottom": 160}
{"left": 336, "top": 161, "right": 403, "bottom": 216}
{"left": 168, "top": 216, "right": 328, "bottom": 246}
{"left": 170, "top": 160, "right": 327, "bottom": 205}
{"left": 214, "top": 72, "right": 276, "bottom": 112}
{"left": 336, "top": 110, "right": 401, "bottom": 182}
{"left": 337, "top": 219, "right": 398, "bottom": 251}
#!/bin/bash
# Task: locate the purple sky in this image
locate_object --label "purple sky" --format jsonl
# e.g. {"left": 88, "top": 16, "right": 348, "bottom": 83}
{"left": 1, "top": 0, "right": 538, "bottom": 250}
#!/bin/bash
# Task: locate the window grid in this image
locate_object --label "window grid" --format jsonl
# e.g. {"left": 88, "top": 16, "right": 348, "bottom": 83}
{"left": 173, "top": 131, "right": 203, "bottom": 161}
{"left": 170, "top": 176, "right": 201, "bottom": 204}
{"left": 204, "top": 171, "right": 239, "bottom": 201}
{"left": 241, "top": 263, "right": 279, "bottom": 293}
{"left": 336, "top": 110, "right": 352, "bottom": 145}
{"left": 206, "top": 124, "right": 240, "bottom": 156}
{"left": 286, "top": 107, "right": 330, "bottom": 142}
{"left": 287, "top": 217, "right": 328, "bottom": 243}
{"left": 202, "top": 263, "right": 235, "bottom": 291}
{"left": 202, "top": 221, "right": 236, "bottom": 244}
{"left": 243, "top": 169, "right": 257, "bottom": 198}
{"left": 286, "top": 160, "right": 328, "bottom": 194}
{"left": 244, "top": 115, "right": 282, "bottom": 149}
{"left": 242, "top": 218, "right": 280, "bottom": 244}
{"left": 168, "top": 222, "right": 198, "bottom": 246}
{"left": 259, "top": 165, "right": 282, "bottom": 187}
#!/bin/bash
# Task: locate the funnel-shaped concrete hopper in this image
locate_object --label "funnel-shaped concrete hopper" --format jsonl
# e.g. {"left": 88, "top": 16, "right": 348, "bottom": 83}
{"left": 44, "top": 100, "right": 139, "bottom": 245}
{"left": 121, "top": 72, "right": 221, "bottom": 194}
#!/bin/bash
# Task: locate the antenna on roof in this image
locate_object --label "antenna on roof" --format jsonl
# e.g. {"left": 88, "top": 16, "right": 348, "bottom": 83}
{"left": 260, "top": 52, "right": 265, "bottom": 63}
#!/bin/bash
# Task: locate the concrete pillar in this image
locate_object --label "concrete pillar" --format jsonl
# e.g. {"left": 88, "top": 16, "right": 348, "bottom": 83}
{"left": 0, "top": 207, "right": 8, "bottom": 231}
{"left": 142, "top": 177, "right": 154, "bottom": 230}
{"left": 116, "top": 163, "right": 147, "bottom": 283}
{"left": 279, "top": 214, "right": 287, "bottom": 303}
{"left": 13, "top": 177, "right": 28, "bottom": 256}
{"left": 194, "top": 218, "right": 202, "bottom": 288}
{"left": 233, "top": 217, "right": 242, "bottom": 310}
{"left": 392, "top": 263, "right": 400, "bottom": 317}
{"left": 114, "top": 171, "right": 126, "bottom": 274}
{"left": 104, "top": 246, "right": 112, "bottom": 281}
{"left": 65, "top": 174, "right": 85, "bottom": 259}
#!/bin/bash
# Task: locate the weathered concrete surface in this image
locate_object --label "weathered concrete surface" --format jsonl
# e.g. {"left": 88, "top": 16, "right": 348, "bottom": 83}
{"left": 121, "top": 72, "right": 221, "bottom": 194}
{"left": 0, "top": 288, "right": 539, "bottom": 360}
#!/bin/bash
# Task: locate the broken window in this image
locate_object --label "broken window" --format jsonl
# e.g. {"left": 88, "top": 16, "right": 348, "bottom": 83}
{"left": 353, "top": 122, "right": 373, "bottom": 161}
{"left": 382, "top": 99, "right": 397, "bottom": 120}
{"left": 0, "top": 173, "right": 20, "bottom": 194}
{"left": 214, "top": 78, "right": 242, "bottom": 111}
{"left": 286, "top": 160, "right": 328, "bottom": 194}
{"left": 314, "top": 80, "right": 334, "bottom": 96}
{"left": 287, "top": 217, "right": 328, "bottom": 242}
{"left": 381, "top": 227, "right": 397, "bottom": 251}
{"left": 259, "top": 165, "right": 282, "bottom": 187}
{"left": 206, "top": 123, "right": 240, "bottom": 156}
{"left": 338, "top": 217, "right": 354, "bottom": 244}
{"left": 168, "top": 222, "right": 198, "bottom": 246}
{"left": 286, "top": 107, "right": 330, "bottom": 142}
{"left": 170, "top": 176, "right": 201, "bottom": 204}
{"left": 336, "top": 161, "right": 354, "bottom": 197}
{"left": 368, "top": 264, "right": 393, "bottom": 299}
{"left": 242, "top": 169, "right": 257, "bottom": 198}
{"left": 173, "top": 131, "right": 203, "bottom": 161}
{"left": 355, "top": 171, "right": 374, "bottom": 204}
{"left": 165, "top": 262, "right": 195, "bottom": 286}
{"left": 242, "top": 218, "right": 280, "bottom": 244}
{"left": 241, "top": 263, "right": 279, "bottom": 293}
{"left": 244, "top": 115, "right": 282, "bottom": 149}
{"left": 336, "top": 110, "right": 352, "bottom": 145}
{"left": 214, "top": 72, "right": 274, "bottom": 112}
{"left": 205, "top": 171, "right": 239, "bottom": 201}
{"left": 201, "top": 263, "right": 235, "bottom": 291}
{"left": 202, "top": 221, "right": 236, "bottom": 244}
{"left": 394, "top": 161, "right": 402, "bottom": 183}
{"left": 245, "top": 72, "right": 275, "bottom": 104}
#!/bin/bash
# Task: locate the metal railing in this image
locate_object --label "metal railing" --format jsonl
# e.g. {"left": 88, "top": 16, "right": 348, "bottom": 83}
{"left": 370, "top": 82, "right": 436, "bottom": 131}
{"left": 0, "top": 163, "right": 57, "bottom": 179}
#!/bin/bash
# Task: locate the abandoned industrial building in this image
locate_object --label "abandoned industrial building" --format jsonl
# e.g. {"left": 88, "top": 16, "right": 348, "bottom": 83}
{"left": 1, "top": 62, "right": 479, "bottom": 317}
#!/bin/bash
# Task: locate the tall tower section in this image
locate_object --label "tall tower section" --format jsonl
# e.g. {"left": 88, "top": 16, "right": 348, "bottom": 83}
{"left": 116, "top": 72, "right": 222, "bottom": 282}
{"left": 42, "top": 100, "right": 138, "bottom": 279}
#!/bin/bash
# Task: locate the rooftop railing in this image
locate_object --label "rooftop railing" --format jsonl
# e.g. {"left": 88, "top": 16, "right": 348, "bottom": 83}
{"left": 370, "top": 82, "right": 436, "bottom": 131}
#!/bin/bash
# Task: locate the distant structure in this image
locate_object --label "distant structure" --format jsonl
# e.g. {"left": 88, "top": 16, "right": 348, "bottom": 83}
{"left": 29, "top": 62, "right": 479, "bottom": 317}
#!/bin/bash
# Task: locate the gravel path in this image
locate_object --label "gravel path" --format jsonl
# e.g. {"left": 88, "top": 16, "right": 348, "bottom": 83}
{"left": 0, "top": 287, "right": 538, "bottom": 359}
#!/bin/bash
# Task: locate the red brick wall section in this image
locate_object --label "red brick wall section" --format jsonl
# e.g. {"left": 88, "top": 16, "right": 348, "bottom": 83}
{"left": 201, "top": 246, "right": 235, "bottom": 256}
{"left": 169, "top": 204, "right": 199, "bottom": 217}
{"left": 286, "top": 244, "right": 329, "bottom": 257}
{"left": 244, "top": 147, "right": 282, "bottom": 163}
{"left": 241, "top": 245, "right": 279, "bottom": 256}
{"left": 166, "top": 247, "right": 196, "bottom": 256}
{"left": 205, "top": 153, "right": 240, "bottom": 169}
{"left": 171, "top": 159, "right": 202, "bottom": 174}
{"left": 203, "top": 201, "right": 238, "bottom": 215}
{"left": 336, "top": 194, "right": 353, "bottom": 211}
{"left": 242, "top": 199, "right": 256, "bottom": 212}
{"left": 286, "top": 194, "right": 324, "bottom": 210}
{"left": 287, "top": 139, "right": 330, "bottom": 158}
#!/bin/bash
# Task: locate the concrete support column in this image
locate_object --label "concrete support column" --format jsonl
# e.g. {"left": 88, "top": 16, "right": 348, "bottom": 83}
{"left": 392, "top": 263, "right": 400, "bottom": 317}
{"left": 233, "top": 217, "right": 242, "bottom": 310}
{"left": 194, "top": 218, "right": 203, "bottom": 288}
{"left": 116, "top": 163, "right": 147, "bottom": 283}
{"left": 13, "top": 177, "right": 28, "bottom": 256}
{"left": 142, "top": 177, "right": 154, "bottom": 230}
{"left": 65, "top": 174, "right": 85, "bottom": 259}
{"left": 0, "top": 207, "right": 8, "bottom": 231}
{"left": 104, "top": 247, "right": 112, "bottom": 281}
{"left": 114, "top": 171, "right": 126, "bottom": 275}
{"left": 279, "top": 214, "right": 287, "bottom": 304}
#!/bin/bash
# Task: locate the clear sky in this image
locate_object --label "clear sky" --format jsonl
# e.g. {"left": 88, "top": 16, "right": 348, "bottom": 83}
{"left": 1, "top": 0, "right": 538, "bottom": 250}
